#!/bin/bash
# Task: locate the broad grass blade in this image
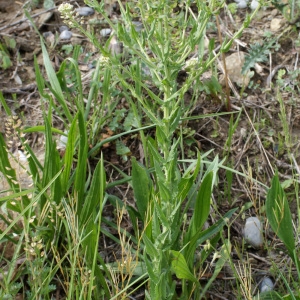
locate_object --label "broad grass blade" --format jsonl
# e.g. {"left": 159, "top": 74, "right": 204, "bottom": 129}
{"left": 170, "top": 250, "right": 199, "bottom": 284}
{"left": 40, "top": 37, "right": 72, "bottom": 122}
{"left": 80, "top": 157, "right": 105, "bottom": 226}
{"left": 61, "top": 114, "right": 78, "bottom": 193}
{"left": 189, "top": 171, "right": 213, "bottom": 238}
{"left": 184, "top": 208, "right": 237, "bottom": 267}
{"left": 41, "top": 113, "right": 62, "bottom": 207}
{"left": 266, "top": 173, "right": 296, "bottom": 260}
{"left": 74, "top": 110, "right": 88, "bottom": 209}
{"left": 131, "top": 157, "right": 151, "bottom": 222}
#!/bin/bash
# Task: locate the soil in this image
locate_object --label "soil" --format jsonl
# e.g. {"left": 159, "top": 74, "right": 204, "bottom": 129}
{"left": 0, "top": 0, "right": 300, "bottom": 299}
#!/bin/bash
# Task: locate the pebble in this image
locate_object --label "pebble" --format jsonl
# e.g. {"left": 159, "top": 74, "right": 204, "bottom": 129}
{"left": 57, "top": 132, "right": 68, "bottom": 150}
{"left": 250, "top": 0, "right": 259, "bottom": 9}
{"left": 75, "top": 7, "right": 95, "bottom": 16}
{"left": 260, "top": 277, "right": 274, "bottom": 293}
{"left": 59, "top": 30, "right": 73, "bottom": 40}
{"left": 236, "top": 0, "right": 248, "bottom": 8}
{"left": 43, "top": 31, "right": 53, "bottom": 39}
{"left": 59, "top": 25, "right": 69, "bottom": 33}
{"left": 270, "top": 18, "right": 283, "bottom": 32}
{"left": 234, "top": 0, "right": 260, "bottom": 9}
{"left": 100, "top": 28, "right": 112, "bottom": 37}
{"left": 132, "top": 21, "right": 143, "bottom": 32}
{"left": 244, "top": 217, "right": 263, "bottom": 248}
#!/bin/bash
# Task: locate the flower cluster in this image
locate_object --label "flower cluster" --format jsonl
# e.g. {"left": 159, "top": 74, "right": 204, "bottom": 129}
{"left": 58, "top": 3, "right": 76, "bottom": 28}
{"left": 5, "top": 115, "right": 23, "bottom": 152}
{"left": 184, "top": 57, "right": 198, "bottom": 73}
{"left": 24, "top": 235, "right": 45, "bottom": 258}
{"left": 58, "top": 3, "right": 74, "bottom": 18}
{"left": 49, "top": 201, "right": 65, "bottom": 224}
{"left": 99, "top": 55, "right": 110, "bottom": 66}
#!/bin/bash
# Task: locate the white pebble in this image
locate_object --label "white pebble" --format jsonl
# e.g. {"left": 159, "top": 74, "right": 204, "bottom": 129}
{"left": 100, "top": 28, "right": 112, "bottom": 37}
{"left": 260, "top": 277, "right": 274, "bottom": 293}
{"left": 75, "top": 7, "right": 95, "bottom": 16}
{"left": 16, "top": 150, "right": 28, "bottom": 163}
{"left": 57, "top": 132, "right": 68, "bottom": 150}
{"left": 237, "top": 0, "right": 248, "bottom": 8}
{"left": 59, "top": 30, "right": 73, "bottom": 40}
{"left": 244, "top": 217, "right": 263, "bottom": 248}
{"left": 251, "top": 0, "right": 259, "bottom": 10}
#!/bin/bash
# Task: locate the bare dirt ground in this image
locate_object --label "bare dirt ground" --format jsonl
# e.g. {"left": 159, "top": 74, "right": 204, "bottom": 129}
{"left": 1, "top": 0, "right": 300, "bottom": 298}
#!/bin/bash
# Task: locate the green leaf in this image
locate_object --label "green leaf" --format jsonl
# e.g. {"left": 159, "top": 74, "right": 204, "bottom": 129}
{"left": 74, "top": 110, "right": 88, "bottom": 208}
{"left": 242, "top": 40, "right": 274, "bottom": 74}
{"left": 189, "top": 171, "right": 213, "bottom": 238}
{"left": 40, "top": 37, "right": 72, "bottom": 122}
{"left": 116, "top": 140, "right": 131, "bottom": 156}
{"left": 41, "top": 113, "right": 61, "bottom": 207}
{"left": 43, "top": 0, "right": 55, "bottom": 9}
{"left": 80, "top": 156, "right": 106, "bottom": 226}
{"left": 170, "top": 250, "right": 199, "bottom": 284}
{"left": 253, "top": 291, "right": 284, "bottom": 300}
{"left": 184, "top": 208, "right": 237, "bottom": 267}
{"left": 132, "top": 157, "right": 151, "bottom": 222}
{"left": 2, "top": 54, "right": 12, "bottom": 69}
{"left": 143, "top": 234, "right": 159, "bottom": 258}
{"left": 266, "top": 172, "right": 295, "bottom": 259}
{"left": 61, "top": 114, "right": 78, "bottom": 193}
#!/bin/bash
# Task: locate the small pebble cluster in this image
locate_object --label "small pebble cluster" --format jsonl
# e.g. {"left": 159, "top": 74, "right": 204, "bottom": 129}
{"left": 243, "top": 217, "right": 274, "bottom": 294}
{"left": 234, "top": 0, "right": 259, "bottom": 9}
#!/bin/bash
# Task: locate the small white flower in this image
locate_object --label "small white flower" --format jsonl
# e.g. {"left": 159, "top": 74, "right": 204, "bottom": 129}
{"left": 58, "top": 3, "right": 74, "bottom": 14}
{"left": 211, "top": 251, "right": 221, "bottom": 264}
{"left": 58, "top": 3, "right": 75, "bottom": 20}
{"left": 203, "top": 240, "right": 211, "bottom": 251}
{"left": 99, "top": 55, "right": 110, "bottom": 65}
{"left": 184, "top": 57, "right": 198, "bottom": 72}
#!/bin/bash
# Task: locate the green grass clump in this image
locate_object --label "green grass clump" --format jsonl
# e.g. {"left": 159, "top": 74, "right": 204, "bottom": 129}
{"left": 3, "top": 0, "right": 300, "bottom": 299}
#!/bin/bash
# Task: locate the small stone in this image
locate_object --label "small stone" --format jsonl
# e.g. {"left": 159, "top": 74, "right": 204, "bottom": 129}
{"left": 260, "top": 277, "right": 274, "bottom": 293}
{"left": 100, "top": 28, "right": 112, "bottom": 37}
{"left": 220, "top": 51, "right": 251, "bottom": 88}
{"left": 132, "top": 21, "right": 143, "bottom": 32}
{"left": 271, "top": 9, "right": 279, "bottom": 17}
{"left": 57, "top": 132, "right": 68, "bottom": 150}
{"left": 75, "top": 7, "right": 95, "bottom": 16}
{"left": 244, "top": 217, "right": 263, "bottom": 248}
{"left": 59, "top": 30, "right": 73, "bottom": 40}
{"left": 59, "top": 25, "right": 69, "bottom": 33}
{"left": 237, "top": 0, "right": 248, "bottom": 8}
{"left": 43, "top": 31, "right": 55, "bottom": 47}
{"left": 43, "top": 31, "right": 53, "bottom": 38}
{"left": 250, "top": 0, "right": 259, "bottom": 10}
{"left": 270, "top": 18, "right": 283, "bottom": 32}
